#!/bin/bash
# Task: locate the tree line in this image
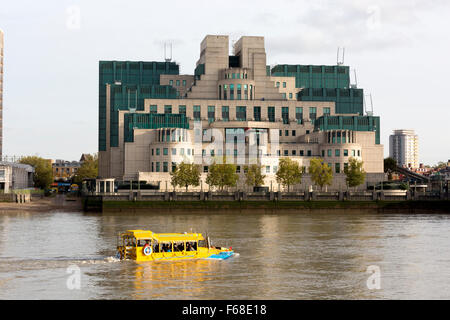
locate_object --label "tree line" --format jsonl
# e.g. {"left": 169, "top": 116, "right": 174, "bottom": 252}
{"left": 170, "top": 157, "right": 366, "bottom": 192}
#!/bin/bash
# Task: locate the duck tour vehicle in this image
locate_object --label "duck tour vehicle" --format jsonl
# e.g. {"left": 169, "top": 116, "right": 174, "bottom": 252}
{"left": 116, "top": 230, "right": 235, "bottom": 261}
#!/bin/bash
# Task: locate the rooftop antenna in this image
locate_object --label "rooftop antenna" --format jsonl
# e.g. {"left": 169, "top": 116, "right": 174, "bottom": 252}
{"left": 351, "top": 68, "right": 358, "bottom": 88}
{"left": 337, "top": 47, "right": 345, "bottom": 65}
{"left": 164, "top": 42, "right": 172, "bottom": 62}
{"left": 364, "top": 93, "right": 374, "bottom": 116}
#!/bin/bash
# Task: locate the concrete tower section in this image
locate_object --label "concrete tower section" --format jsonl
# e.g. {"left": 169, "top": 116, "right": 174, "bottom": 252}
{"left": 0, "top": 29, "right": 3, "bottom": 159}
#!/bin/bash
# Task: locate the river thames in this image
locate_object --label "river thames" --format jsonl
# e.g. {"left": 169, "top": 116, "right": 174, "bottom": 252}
{"left": 0, "top": 209, "right": 449, "bottom": 299}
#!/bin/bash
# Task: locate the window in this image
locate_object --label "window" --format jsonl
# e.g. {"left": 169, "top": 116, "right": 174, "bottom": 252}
{"left": 244, "top": 84, "right": 248, "bottom": 100}
{"left": 273, "top": 166, "right": 278, "bottom": 173}
{"left": 300, "top": 150, "right": 304, "bottom": 156}
{"left": 282, "top": 107, "right": 289, "bottom": 124}
{"left": 182, "top": 80, "right": 186, "bottom": 86}
{"left": 335, "top": 149, "right": 340, "bottom": 157}
{"left": 306, "top": 130, "right": 310, "bottom": 134}
{"left": 283, "top": 82, "right": 286, "bottom": 88}
{"left": 285, "top": 130, "right": 289, "bottom": 136}
{"left": 230, "top": 84, "right": 234, "bottom": 100}
{"left": 223, "top": 84, "right": 228, "bottom": 100}
{"left": 222, "top": 106, "right": 229, "bottom": 121}
{"left": 163, "top": 162, "right": 168, "bottom": 172}
{"left": 296, "top": 107, "right": 303, "bottom": 124}
{"left": 204, "top": 166, "right": 209, "bottom": 173}
{"left": 236, "top": 106, "right": 246, "bottom": 121}
{"left": 156, "top": 148, "right": 160, "bottom": 156}
{"left": 335, "top": 163, "right": 340, "bottom": 174}
{"left": 266, "top": 166, "right": 270, "bottom": 173}
{"left": 237, "top": 84, "right": 242, "bottom": 100}
{"left": 172, "top": 148, "right": 176, "bottom": 155}
{"left": 236, "top": 166, "right": 241, "bottom": 173}
{"left": 268, "top": 106, "right": 275, "bottom": 122}
{"left": 327, "top": 149, "right": 332, "bottom": 157}
{"left": 289, "top": 93, "right": 293, "bottom": 99}
{"left": 193, "top": 105, "right": 201, "bottom": 121}
{"left": 150, "top": 105, "right": 157, "bottom": 114}
{"left": 180, "top": 148, "right": 185, "bottom": 155}
{"left": 178, "top": 105, "right": 186, "bottom": 115}
{"left": 292, "top": 150, "right": 296, "bottom": 156}
{"left": 352, "top": 150, "right": 356, "bottom": 157}
{"left": 344, "top": 163, "right": 349, "bottom": 172}
{"left": 322, "top": 150, "right": 325, "bottom": 157}
{"left": 169, "top": 80, "right": 173, "bottom": 86}
{"left": 307, "top": 150, "right": 312, "bottom": 157}
{"left": 344, "top": 149, "right": 348, "bottom": 156}
{"left": 210, "top": 149, "right": 215, "bottom": 156}
{"left": 151, "top": 149, "right": 154, "bottom": 156}
{"left": 208, "top": 106, "right": 215, "bottom": 123}
{"left": 276, "top": 82, "right": 280, "bottom": 88}
{"left": 309, "top": 107, "right": 317, "bottom": 124}
{"left": 324, "top": 107, "right": 331, "bottom": 115}
{"left": 279, "top": 130, "right": 282, "bottom": 137}
{"left": 254, "top": 106, "right": 261, "bottom": 121}
{"left": 284, "top": 150, "right": 288, "bottom": 156}
{"left": 292, "top": 130, "right": 296, "bottom": 136}
{"left": 358, "top": 150, "right": 361, "bottom": 157}
{"left": 163, "top": 148, "right": 168, "bottom": 156}
{"left": 164, "top": 105, "right": 172, "bottom": 114}
{"left": 176, "top": 80, "right": 180, "bottom": 86}
{"left": 282, "top": 93, "right": 286, "bottom": 99}
{"left": 156, "top": 162, "right": 160, "bottom": 172}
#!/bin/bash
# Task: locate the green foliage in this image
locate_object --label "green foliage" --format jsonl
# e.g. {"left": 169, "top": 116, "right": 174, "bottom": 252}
{"left": 19, "top": 156, "right": 53, "bottom": 190}
{"left": 384, "top": 157, "right": 397, "bottom": 180}
{"left": 206, "top": 160, "right": 239, "bottom": 191}
{"left": 384, "top": 157, "right": 397, "bottom": 173}
{"left": 309, "top": 158, "right": 333, "bottom": 190}
{"left": 170, "top": 162, "right": 201, "bottom": 191}
{"left": 344, "top": 157, "right": 366, "bottom": 188}
{"left": 73, "top": 154, "right": 98, "bottom": 185}
{"left": 276, "top": 158, "right": 303, "bottom": 191}
{"left": 244, "top": 164, "right": 266, "bottom": 188}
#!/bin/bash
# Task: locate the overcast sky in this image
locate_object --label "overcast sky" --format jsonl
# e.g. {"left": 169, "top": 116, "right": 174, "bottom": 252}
{"left": 1, "top": 0, "right": 449, "bottom": 164}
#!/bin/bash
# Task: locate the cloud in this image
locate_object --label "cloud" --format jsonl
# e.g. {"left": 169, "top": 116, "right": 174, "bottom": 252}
{"left": 263, "top": 0, "right": 449, "bottom": 57}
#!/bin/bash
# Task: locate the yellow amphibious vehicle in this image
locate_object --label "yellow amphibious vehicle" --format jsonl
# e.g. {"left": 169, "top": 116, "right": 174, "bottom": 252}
{"left": 116, "top": 230, "right": 235, "bottom": 261}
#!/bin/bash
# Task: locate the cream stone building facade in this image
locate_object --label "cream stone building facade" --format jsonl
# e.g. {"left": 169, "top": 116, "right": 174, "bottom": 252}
{"left": 98, "top": 35, "right": 384, "bottom": 191}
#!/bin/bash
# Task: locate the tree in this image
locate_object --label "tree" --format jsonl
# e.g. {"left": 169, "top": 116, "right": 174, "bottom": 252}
{"left": 384, "top": 157, "right": 397, "bottom": 180}
{"left": 19, "top": 156, "right": 53, "bottom": 190}
{"left": 309, "top": 158, "right": 333, "bottom": 191}
{"left": 206, "top": 160, "right": 239, "bottom": 191}
{"left": 73, "top": 153, "right": 98, "bottom": 185}
{"left": 344, "top": 157, "right": 366, "bottom": 189}
{"left": 170, "top": 162, "right": 201, "bottom": 191}
{"left": 276, "top": 158, "right": 303, "bottom": 192}
{"left": 244, "top": 164, "right": 266, "bottom": 189}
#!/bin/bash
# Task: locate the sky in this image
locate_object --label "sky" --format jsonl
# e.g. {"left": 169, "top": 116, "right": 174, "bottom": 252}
{"left": 1, "top": 0, "right": 449, "bottom": 165}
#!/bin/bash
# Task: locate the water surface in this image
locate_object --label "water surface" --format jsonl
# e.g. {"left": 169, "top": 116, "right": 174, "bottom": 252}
{"left": 0, "top": 210, "right": 449, "bottom": 299}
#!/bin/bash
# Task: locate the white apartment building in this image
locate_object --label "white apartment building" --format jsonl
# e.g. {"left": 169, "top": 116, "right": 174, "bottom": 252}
{"left": 389, "top": 129, "right": 419, "bottom": 169}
